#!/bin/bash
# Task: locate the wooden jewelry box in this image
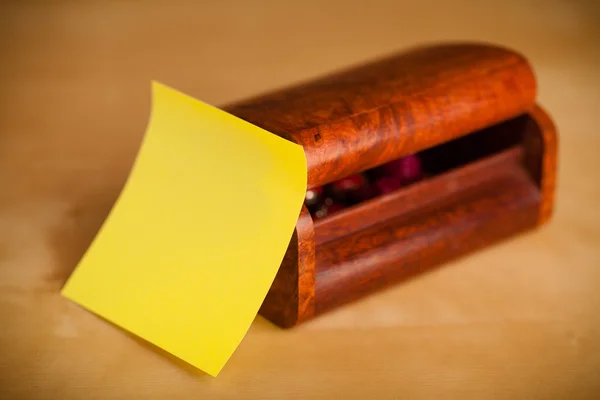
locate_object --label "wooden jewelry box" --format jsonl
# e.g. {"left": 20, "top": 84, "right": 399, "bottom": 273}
{"left": 225, "top": 42, "right": 558, "bottom": 328}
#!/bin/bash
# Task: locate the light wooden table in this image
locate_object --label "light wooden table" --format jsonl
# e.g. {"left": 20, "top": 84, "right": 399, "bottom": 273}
{"left": 1, "top": 1, "right": 599, "bottom": 398}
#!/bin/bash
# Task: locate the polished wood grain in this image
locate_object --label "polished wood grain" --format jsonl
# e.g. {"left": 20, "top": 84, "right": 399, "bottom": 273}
{"left": 247, "top": 43, "right": 557, "bottom": 327}
{"left": 225, "top": 43, "right": 537, "bottom": 188}
{"left": 315, "top": 154, "right": 540, "bottom": 313}
{"left": 314, "top": 146, "right": 525, "bottom": 246}
{"left": 258, "top": 205, "right": 315, "bottom": 328}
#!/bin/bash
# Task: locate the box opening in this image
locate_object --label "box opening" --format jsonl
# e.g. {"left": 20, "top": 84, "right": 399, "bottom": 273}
{"left": 306, "top": 115, "right": 528, "bottom": 219}
{"left": 305, "top": 113, "right": 543, "bottom": 313}
{"left": 306, "top": 114, "right": 540, "bottom": 246}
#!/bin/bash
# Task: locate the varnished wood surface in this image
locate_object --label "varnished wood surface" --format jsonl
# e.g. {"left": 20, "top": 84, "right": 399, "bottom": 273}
{"left": 315, "top": 163, "right": 541, "bottom": 313}
{"left": 314, "top": 145, "right": 527, "bottom": 245}
{"left": 528, "top": 105, "right": 559, "bottom": 225}
{"left": 226, "top": 43, "right": 536, "bottom": 188}
{"left": 259, "top": 205, "right": 316, "bottom": 328}
{"left": 1, "top": 1, "right": 599, "bottom": 399}
{"left": 245, "top": 42, "right": 553, "bottom": 326}
{"left": 253, "top": 41, "right": 557, "bottom": 325}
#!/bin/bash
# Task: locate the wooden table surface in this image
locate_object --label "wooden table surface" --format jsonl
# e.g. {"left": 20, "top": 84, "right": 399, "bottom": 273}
{"left": 1, "top": 1, "right": 599, "bottom": 399}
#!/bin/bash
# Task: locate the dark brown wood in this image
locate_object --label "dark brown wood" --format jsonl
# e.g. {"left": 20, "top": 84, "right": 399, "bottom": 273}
{"left": 225, "top": 42, "right": 558, "bottom": 327}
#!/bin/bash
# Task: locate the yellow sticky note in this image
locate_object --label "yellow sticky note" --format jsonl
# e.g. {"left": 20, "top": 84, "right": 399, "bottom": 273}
{"left": 61, "top": 82, "right": 307, "bottom": 376}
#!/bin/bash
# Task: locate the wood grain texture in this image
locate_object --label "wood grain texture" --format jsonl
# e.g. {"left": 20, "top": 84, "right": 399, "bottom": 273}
{"left": 258, "top": 205, "right": 315, "bottom": 328}
{"left": 314, "top": 156, "right": 540, "bottom": 314}
{"left": 249, "top": 44, "right": 557, "bottom": 327}
{"left": 314, "top": 146, "right": 525, "bottom": 246}
{"left": 225, "top": 43, "right": 537, "bottom": 188}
